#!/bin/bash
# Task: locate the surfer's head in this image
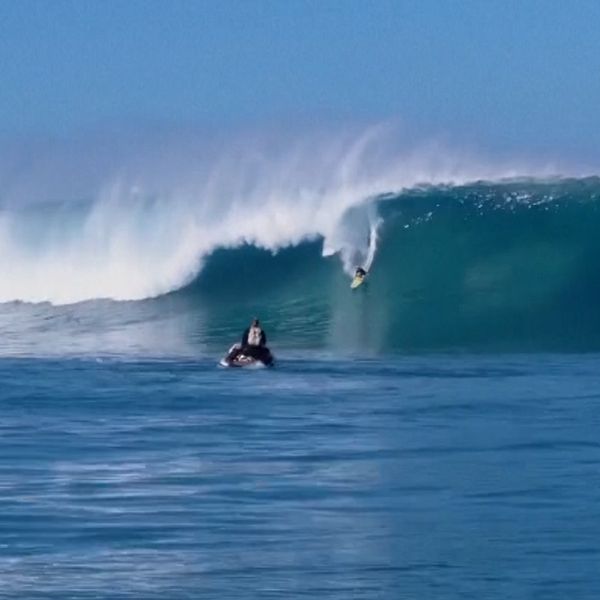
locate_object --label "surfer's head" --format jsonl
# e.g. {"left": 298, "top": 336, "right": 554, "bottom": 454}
{"left": 251, "top": 318, "right": 260, "bottom": 327}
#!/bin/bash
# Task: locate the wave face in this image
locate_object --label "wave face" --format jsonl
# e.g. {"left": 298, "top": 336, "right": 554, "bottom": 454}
{"left": 182, "top": 177, "right": 600, "bottom": 352}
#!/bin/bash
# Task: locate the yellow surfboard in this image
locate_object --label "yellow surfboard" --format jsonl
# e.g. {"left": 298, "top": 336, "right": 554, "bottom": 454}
{"left": 350, "top": 272, "right": 366, "bottom": 289}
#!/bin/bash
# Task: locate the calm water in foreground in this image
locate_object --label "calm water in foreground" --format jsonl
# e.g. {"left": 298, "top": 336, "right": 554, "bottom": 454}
{"left": 1, "top": 354, "right": 599, "bottom": 599}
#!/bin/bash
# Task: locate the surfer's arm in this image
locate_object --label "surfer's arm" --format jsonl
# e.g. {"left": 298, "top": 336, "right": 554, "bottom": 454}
{"left": 241, "top": 328, "right": 249, "bottom": 345}
{"left": 261, "top": 331, "right": 267, "bottom": 346}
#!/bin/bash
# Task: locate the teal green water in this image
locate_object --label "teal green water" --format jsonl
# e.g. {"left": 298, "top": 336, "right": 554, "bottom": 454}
{"left": 5, "top": 179, "right": 600, "bottom": 356}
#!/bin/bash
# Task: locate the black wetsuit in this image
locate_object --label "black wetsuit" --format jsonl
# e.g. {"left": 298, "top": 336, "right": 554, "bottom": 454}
{"left": 232, "top": 327, "right": 272, "bottom": 364}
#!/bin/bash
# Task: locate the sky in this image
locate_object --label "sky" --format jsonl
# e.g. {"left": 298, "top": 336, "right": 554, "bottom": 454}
{"left": 1, "top": 0, "right": 599, "bottom": 160}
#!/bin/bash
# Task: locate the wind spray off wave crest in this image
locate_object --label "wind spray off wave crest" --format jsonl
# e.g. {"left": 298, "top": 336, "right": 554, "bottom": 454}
{"left": 0, "top": 125, "right": 559, "bottom": 304}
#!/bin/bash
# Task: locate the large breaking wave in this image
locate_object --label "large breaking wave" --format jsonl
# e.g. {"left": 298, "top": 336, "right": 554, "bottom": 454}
{"left": 0, "top": 126, "right": 548, "bottom": 304}
{"left": 1, "top": 127, "right": 599, "bottom": 353}
{"left": 186, "top": 177, "right": 600, "bottom": 352}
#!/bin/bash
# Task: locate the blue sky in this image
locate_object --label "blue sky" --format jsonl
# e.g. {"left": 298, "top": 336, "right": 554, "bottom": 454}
{"left": 1, "top": 0, "right": 599, "bottom": 158}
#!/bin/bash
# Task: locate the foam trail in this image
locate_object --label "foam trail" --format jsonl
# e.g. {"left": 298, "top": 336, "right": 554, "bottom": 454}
{"left": 0, "top": 126, "right": 566, "bottom": 304}
{"left": 364, "top": 217, "right": 382, "bottom": 272}
{"left": 324, "top": 201, "right": 382, "bottom": 276}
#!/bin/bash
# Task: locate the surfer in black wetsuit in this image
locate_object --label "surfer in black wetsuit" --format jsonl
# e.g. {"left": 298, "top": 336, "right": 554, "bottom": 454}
{"left": 241, "top": 318, "right": 267, "bottom": 348}
{"left": 355, "top": 267, "right": 367, "bottom": 278}
{"left": 241, "top": 318, "right": 272, "bottom": 364}
{"left": 226, "top": 318, "right": 272, "bottom": 365}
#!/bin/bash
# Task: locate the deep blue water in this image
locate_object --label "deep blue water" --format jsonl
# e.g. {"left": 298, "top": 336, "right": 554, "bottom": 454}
{"left": 2, "top": 354, "right": 599, "bottom": 599}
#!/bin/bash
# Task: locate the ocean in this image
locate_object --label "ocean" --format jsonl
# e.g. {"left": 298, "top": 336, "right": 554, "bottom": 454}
{"left": 1, "top": 172, "right": 600, "bottom": 598}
